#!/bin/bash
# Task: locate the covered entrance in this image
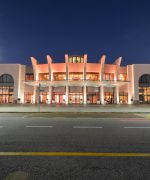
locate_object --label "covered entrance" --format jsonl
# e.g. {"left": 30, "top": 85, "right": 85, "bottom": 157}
{"left": 24, "top": 92, "right": 33, "bottom": 103}
{"left": 35, "top": 86, "right": 49, "bottom": 104}
{"left": 52, "top": 86, "right": 66, "bottom": 104}
{"left": 104, "top": 87, "right": 114, "bottom": 104}
{"left": 69, "top": 86, "right": 83, "bottom": 104}
{"left": 39, "top": 92, "right": 48, "bottom": 104}
{"left": 69, "top": 93, "right": 83, "bottom": 104}
{"left": 119, "top": 92, "right": 128, "bottom": 104}
{"left": 87, "top": 87, "right": 100, "bottom": 104}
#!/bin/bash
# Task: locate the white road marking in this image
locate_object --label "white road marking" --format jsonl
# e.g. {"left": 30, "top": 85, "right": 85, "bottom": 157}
{"left": 124, "top": 127, "right": 150, "bottom": 129}
{"left": 121, "top": 119, "right": 149, "bottom": 122}
{"left": 22, "top": 113, "right": 34, "bottom": 118}
{"left": 73, "top": 126, "right": 103, "bottom": 129}
{"left": 25, "top": 126, "right": 53, "bottom": 128}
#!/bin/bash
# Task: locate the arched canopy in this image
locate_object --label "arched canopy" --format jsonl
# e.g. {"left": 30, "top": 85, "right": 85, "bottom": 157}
{"left": 0, "top": 74, "right": 14, "bottom": 86}
{"left": 139, "top": 74, "right": 150, "bottom": 84}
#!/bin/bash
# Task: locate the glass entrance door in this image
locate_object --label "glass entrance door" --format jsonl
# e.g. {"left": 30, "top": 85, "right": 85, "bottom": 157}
{"left": 87, "top": 93, "right": 99, "bottom": 104}
{"left": 69, "top": 93, "right": 83, "bottom": 104}
{"left": 52, "top": 93, "right": 66, "bottom": 104}
{"left": 0, "top": 94, "right": 13, "bottom": 103}
{"left": 54, "top": 94, "right": 63, "bottom": 103}
{"left": 147, "top": 96, "right": 150, "bottom": 103}
{"left": 119, "top": 92, "right": 128, "bottom": 104}
{"left": 139, "top": 87, "right": 150, "bottom": 104}
{"left": 140, "top": 95, "right": 150, "bottom": 104}
{"left": 104, "top": 92, "right": 114, "bottom": 104}
{"left": 0, "top": 87, "right": 14, "bottom": 103}
{"left": 40, "top": 92, "right": 48, "bottom": 104}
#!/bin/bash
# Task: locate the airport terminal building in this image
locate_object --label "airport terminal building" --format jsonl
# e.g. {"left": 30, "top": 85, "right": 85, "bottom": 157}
{"left": 0, "top": 54, "right": 150, "bottom": 105}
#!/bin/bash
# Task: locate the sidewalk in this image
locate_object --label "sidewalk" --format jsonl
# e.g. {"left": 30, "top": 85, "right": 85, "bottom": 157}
{"left": 0, "top": 104, "right": 150, "bottom": 113}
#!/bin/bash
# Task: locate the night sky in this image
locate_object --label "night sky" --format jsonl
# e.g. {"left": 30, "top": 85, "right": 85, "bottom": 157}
{"left": 0, "top": 0, "right": 150, "bottom": 66}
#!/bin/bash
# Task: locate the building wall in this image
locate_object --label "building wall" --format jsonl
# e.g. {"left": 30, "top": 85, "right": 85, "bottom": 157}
{"left": 86, "top": 63, "right": 101, "bottom": 73}
{"left": 1, "top": 55, "right": 150, "bottom": 105}
{"left": 27, "top": 55, "right": 130, "bottom": 104}
{"left": 0, "top": 64, "right": 26, "bottom": 102}
{"left": 132, "top": 64, "right": 150, "bottom": 102}
{"left": 18, "top": 65, "right": 26, "bottom": 103}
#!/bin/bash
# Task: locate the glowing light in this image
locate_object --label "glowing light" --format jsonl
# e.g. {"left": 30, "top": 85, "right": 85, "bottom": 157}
{"left": 119, "top": 74, "right": 125, "bottom": 81}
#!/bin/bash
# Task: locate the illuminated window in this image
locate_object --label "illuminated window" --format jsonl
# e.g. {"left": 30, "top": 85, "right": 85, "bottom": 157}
{"left": 119, "top": 74, "right": 127, "bottom": 81}
{"left": 0, "top": 74, "right": 14, "bottom": 84}
{"left": 86, "top": 73, "right": 99, "bottom": 81}
{"left": 69, "top": 73, "right": 83, "bottom": 80}
{"left": 53, "top": 73, "right": 66, "bottom": 81}
{"left": 0, "top": 74, "right": 14, "bottom": 103}
{"left": 104, "top": 92, "right": 114, "bottom": 104}
{"left": 25, "top": 73, "right": 34, "bottom": 81}
{"left": 68, "top": 56, "right": 84, "bottom": 63}
{"left": 103, "top": 73, "right": 114, "bottom": 80}
{"left": 119, "top": 92, "right": 128, "bottom": 104}
{"left": 139, "top": 74, "right": 150, "bottom": 83}
{"left": 77, "top": 57, "right": 80, "bottom": 62}
{"left": 39, "top": 73, "right": 49, "bottom": 81}
{"left": 73, "top": 57, "right": 76, "bottom": 62}
{"left": 139, "top": 74, "right": 150, "bottom": 104}
{"left": 69, "top": 57, "right": 72, "bottom": 63}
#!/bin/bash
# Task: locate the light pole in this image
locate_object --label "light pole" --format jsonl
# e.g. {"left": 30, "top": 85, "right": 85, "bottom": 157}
{"left": 38, "top": 82, "right": 41, "bottom": 112}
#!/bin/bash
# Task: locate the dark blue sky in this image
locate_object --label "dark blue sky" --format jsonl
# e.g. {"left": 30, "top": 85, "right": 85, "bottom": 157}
{"left": 0, "top": 0, "right": 150, "bottom": 65}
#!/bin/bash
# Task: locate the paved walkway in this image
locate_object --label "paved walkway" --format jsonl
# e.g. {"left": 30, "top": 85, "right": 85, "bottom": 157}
{"left": 0, "top": 104, "right": 150, "bottom": 112}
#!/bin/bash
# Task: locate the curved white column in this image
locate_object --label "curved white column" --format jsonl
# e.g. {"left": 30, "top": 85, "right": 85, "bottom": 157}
{"left": 100, "top": 86, "right": 104, "bottom": 104}
{"left": 115, "top": 86, "right": 119, "bottom": 104}
{"left": 49, "top": 86, "right": 52, "bottom": 104}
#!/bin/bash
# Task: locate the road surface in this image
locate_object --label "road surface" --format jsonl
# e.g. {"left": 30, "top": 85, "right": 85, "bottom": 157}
{"left": 0, "top": 113, "right": 150, "bottom": 179}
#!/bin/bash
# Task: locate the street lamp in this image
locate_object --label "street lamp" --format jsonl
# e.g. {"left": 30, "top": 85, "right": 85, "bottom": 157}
{"left": 38, "top": 82, "right": 41, "bottom": 112}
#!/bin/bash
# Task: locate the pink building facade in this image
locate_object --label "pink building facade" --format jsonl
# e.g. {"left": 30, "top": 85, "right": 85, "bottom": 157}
{"left": 24, "top": 54, "right": 131, "bottom": 105}
{"left": 0, "top": 54, "right": 150, "bottom": 104}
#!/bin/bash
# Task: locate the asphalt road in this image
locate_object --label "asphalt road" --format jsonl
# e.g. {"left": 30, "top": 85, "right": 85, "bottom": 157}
{"left": 0, "top": 113, "right": 150, "bottom": 179}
